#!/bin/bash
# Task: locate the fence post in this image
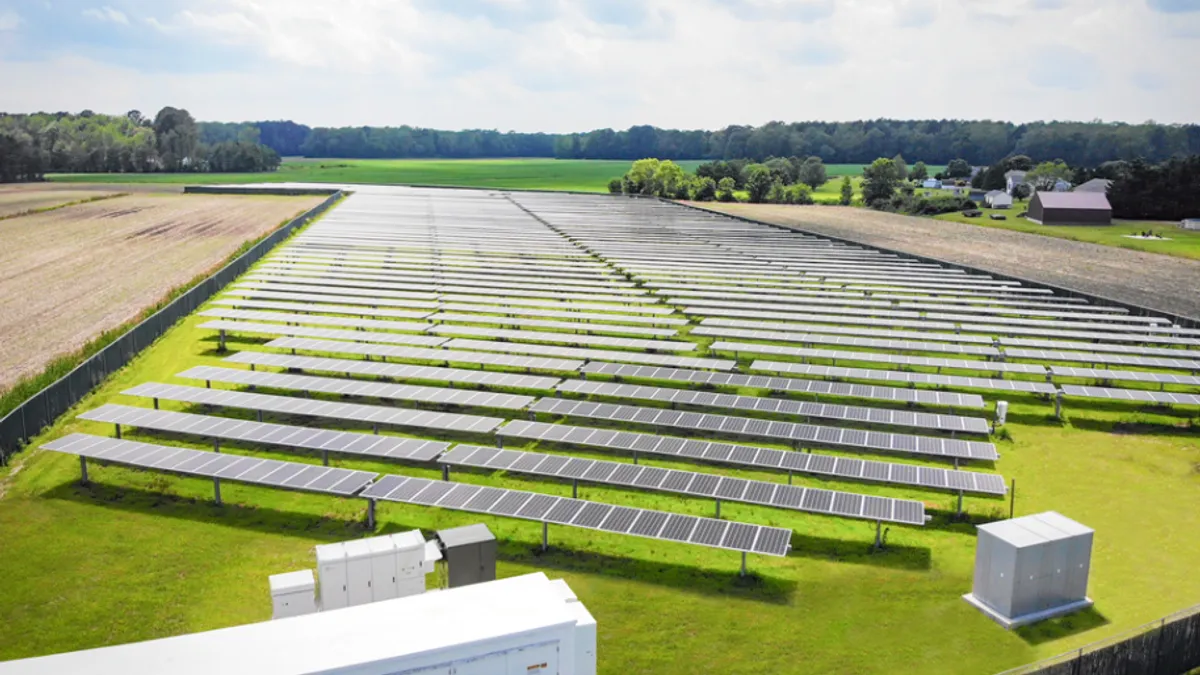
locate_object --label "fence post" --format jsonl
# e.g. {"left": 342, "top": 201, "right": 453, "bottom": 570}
{"left": 1151, "top": 617, "right": 1166, "bottom": 674}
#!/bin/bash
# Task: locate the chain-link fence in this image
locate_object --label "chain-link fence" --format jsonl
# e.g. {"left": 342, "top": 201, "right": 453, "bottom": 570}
{"left": 997, "top": 603, "right": 1200, "bottom": 675}
{"left": 0, "top": 189, "right": 343, "bottom": 465}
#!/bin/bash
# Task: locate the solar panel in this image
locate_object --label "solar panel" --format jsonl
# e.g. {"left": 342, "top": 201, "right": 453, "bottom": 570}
{"left": 176, "top": 366, "right": 536, "bottom": 411}
{"left": 578, "top": 361, "right": 985, "bottom": 408}
{"left": 1049, "top": 366, "right": 1200, "bottom": 387}
{"left": 43, "top": 433, "right": 378, "bottom": 496}
{"left": 1060, "top": 385, "right": 1200, "bottom": 406}
{"left": 199, "top": 320, "right": 448, "bottom": 347}
{"left": 527, "top": 398, "right": 999, "bottom": 461}
{"left": 264, "top": 337, "right": 584, "bottom": 372}
{"left": 555, "top": 379, "right": 990, "bottom": 434}
{"left": 441, "top": 445, "right": 927, "bottom": 525}
{"left": 750, "top": 360, "right": 1058, "bottom": 395}
{"left": 699, "top": 317, "right": 997, "bottom": 345}
{"left": 437, "top": 303, "right": 689, "bottom": 326}
{"left": 428, "top": 313, "right": 680, "bottom": 338}
{"left": 223, "top": 351, "right": 562, "bottom": 390}
{"left": 1004, "top": 348, "right": 1200, "bottom": 371}
{"left": 222, "top": 288, "right": 442, "bottom": 310}
{"left": 79, "top": 404, "right": 449, "bottom": 462}
{"left": 255, "top": 261, "right": 638, "bottom": 290}
{"left": 711, "top": 341, "right": 1047, "bottom": 375}
{"left": 213, "top": 298, "right": 434, "bottom": 320}
{"left": 690, "top": 326, "right": 1001, "bottom": 357}
{"left": 439, "top": 294, "right": 677, "bottom": 315}
{"left": 428, "top": 326, "right": 696, "bottom": 352}
{"left": 200, "top": 308, "right": 432, "bottom": 334}
{"left": 444, "top": 339, "right": 735, "bottom": 371}
{"left": 122, "top": 383, "right": 505, "bottom": 434}
{"left": 360, "top": 473, "right": 792, "bottom": 556}
{"left": 1001, "top": 337, "right": 1200, "bottom": 359}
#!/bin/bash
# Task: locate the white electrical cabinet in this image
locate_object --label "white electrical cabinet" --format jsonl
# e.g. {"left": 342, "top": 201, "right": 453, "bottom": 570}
{"left": 368, "top": 536, "right": 398, "bottom": 602}
{"left": 0, "top": 573, "right": 598, "bottom": 675}
{"left": 964, "top": 511, "right": 1094, "bottom": 629}
{"left": 314, "top": 542, "right": 349, "bottom": 611}
{"left": 269, "top": 570, "right": 317, "bottom": 620}
{"left": 342, "top": 539, "right": 376, "bottom": 608}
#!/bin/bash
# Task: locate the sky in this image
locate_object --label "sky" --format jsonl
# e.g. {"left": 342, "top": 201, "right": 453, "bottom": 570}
{"left": 0, "top": 0, "right": 1197, "bottom": 131}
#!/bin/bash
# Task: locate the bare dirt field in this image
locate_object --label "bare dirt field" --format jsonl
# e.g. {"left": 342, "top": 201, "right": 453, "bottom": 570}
{"left": 694, "top": 203, "right": 1200, "bottom": 321}
{"left": 0, "top": 192, "right": 324, "bottom": 390}
{"left": 0, "top": 184, "right": 125, "bottom": 219}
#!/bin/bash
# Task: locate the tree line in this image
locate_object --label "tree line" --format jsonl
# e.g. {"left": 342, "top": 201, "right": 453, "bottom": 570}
{"left": 0, "top": 107, "right": 281, "bottom": 182}
{"left": 192, "top": 119, "right": 1200, "bottom": 167}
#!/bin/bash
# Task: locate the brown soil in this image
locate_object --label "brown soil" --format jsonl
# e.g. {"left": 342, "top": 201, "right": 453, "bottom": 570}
{"left": 0, "top": 192, "right": 323, "bottom": 390}
{"left": 692, "top": 203, "right": 1200, "bottom": 321}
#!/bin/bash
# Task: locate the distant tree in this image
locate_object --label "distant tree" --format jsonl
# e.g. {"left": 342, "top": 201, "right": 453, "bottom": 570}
{"left": 622, "top": 158, "right": 661, "bottom": 195}
{"left": 692, "top": 176, "right": 717, "bottom": 201}
{"left": 839, "top": 175, "right": 854, "bottom": 205}
{"left": 152, "top": 106, "right": 200, "bottom": 172}
{"left": 1109, "top": 156, "right": 1200, "bottom": 221}
{"left": 607, "top": 178, "right": 623, "bottom": 194}
{"left": 1012, "top": 183, "right": 1033, "bottom": 200}
{"left": 743, "top": 164, "right": 775, "bottom": 203}
{"left": 909, "top": 161, "right": 928, "bottom": 181}
{"left": 654, "top": 160, "right": 687, "bottom": 197}
{"left": 1026, "top": 160, "right": 1072, "bottom": 191}
{"left": 764, "top": 157, "right": 797, "bottom": 184}
{"left": 798, "top": 156, "right": 828, "bottom": 189}
{"left": 766, "top": 181, "right": 788, "bottom": 204}
{"left": 892, "top": 154, "right": 908, "bottom": 181}
{"left": 786, "top": 183, "right": 814, "bottom": 205}
{"left": 696, "top": 160, "right": 743, "bottom": 188}
{"left": 717, "top": 177, "right": 737, "bottom": 202}
{"left": 945, "top": 158, "right": 972, "bottom": 178}
{"left": 1005, "top": 155, "right": 1034, "bottom": 171}
{"left": 861, "top": 158, "right": 902, "bottom": 206}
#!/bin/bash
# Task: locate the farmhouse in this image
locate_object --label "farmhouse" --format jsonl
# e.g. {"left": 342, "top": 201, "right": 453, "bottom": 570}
{"left": 1075, "top": 178, "right": 1112, "bottom": 193}
{"left": 1004, "top": 170, "right": 1027, "bottom": 195}
{"left": 1027, "top": 191, "right": 1112, "bottom": 225}
{"left": 985, "top": 191, "right": 1012, "bottom": 208}
{"left": 1182, "top": 218, "right": 1200, "bottom": 230}
{"left": 922, "top": 178, "right": 941, "bottom": 189}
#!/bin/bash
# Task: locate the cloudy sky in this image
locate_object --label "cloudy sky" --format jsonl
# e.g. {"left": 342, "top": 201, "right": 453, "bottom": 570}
{"left": 0, "top": 0, "right": 1197, "bottom": 130}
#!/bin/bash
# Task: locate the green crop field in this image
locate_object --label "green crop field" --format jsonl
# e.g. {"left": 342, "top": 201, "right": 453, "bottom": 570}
{"left": 934, "top": 203, "right": 1200, "bottom": 261}
{"left": 46, "top": 159, "right": 906, "bottom": 193}
{"left": 1, "top": 199, "right": 1198, "bottom": 674}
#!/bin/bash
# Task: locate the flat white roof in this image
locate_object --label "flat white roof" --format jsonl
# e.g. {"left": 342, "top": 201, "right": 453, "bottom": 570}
{"left": 0, "top": 573, "right": 580, "bottom": 675}
{"left": 978, "top": 511, "right": 1093, "bottom": 547}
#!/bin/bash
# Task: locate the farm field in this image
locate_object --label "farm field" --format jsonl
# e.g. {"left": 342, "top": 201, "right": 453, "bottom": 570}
{"left": 697, "top": 202, "right": 1200, "bottom": 321}
{"left": 46, "top": 158, "right": 894, "bottom": 193}
{"left": 0, "top": 184, "right": 124, "bottom": 218}
{"left": 934, "top": 205, "right": 1200, "bottom": 261}
{"left": 0, "top": 191, "right": 324, "bottom": 392}
{"left": 2, "top": 187, "right": 1197, "bottom": 674}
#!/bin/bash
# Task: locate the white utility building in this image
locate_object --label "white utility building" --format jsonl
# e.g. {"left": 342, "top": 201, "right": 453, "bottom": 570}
{"left": 315, "top": 530, "right": 439, "bottom": 611}
{"left": 963, "top": 511, "right": 1094, "bottom": 629}
{"left": 0, "top": 572, "right": 597, "bottom": 675}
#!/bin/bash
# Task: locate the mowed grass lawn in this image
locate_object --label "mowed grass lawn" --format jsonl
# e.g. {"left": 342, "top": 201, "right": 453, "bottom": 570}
{"left": 1, "top": 273, "right": 1199, "bottom": 670}
{"left": 934, "top": 202, "right": 1200, "bottom": 261}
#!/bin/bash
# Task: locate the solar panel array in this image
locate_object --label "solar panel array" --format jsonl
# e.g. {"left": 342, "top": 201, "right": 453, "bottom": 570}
{"left": 441, "top": 445, "right": 928, "bottom": 525}
{"left": 361, "top": 474, "right": 793, "bottom": 556}
{"left": 223, "top": 351, "right": 562, "bottom": 390}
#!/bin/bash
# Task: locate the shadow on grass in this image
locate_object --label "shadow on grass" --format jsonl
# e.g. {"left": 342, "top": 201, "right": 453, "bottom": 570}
{"left": 41, "top": 479, "right": 371, "bottom": 541}
{"left": 787, "top": 530, "right": 932, "bottom": 571}
{"left": 499, "top": 540, "right": 799, "bottom": 605}
{"left": 1015, "top": 606, "right": 1111, "bottom": 645}
{"left": 1070, "top": 417, "right": 1198, "bottom": 437}
{"left": 1004, "top": 412, "right": 1068, "bottom": 428}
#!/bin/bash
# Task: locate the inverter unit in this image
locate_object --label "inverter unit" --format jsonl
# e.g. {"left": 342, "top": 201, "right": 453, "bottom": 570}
{"left": 268, "top": 570, "right": 317, "bottom": 620}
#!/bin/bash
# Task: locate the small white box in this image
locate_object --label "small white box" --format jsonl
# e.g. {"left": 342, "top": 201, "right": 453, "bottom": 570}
{"left": 397, "top": 575, "right": 426, "bottom": 598}
{"left": 269, "top": 570, "right": 317, "bottom": 620}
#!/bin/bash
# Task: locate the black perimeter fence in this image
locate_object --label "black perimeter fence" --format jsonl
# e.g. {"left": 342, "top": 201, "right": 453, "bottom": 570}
{"left": 997, "top": 603, "right": 1200, "bottom": 675}
{"left": 0, "top": 188, "right": 344, "bottom": 465}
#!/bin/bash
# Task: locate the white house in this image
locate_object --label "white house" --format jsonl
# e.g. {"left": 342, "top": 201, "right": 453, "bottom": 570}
{"left": 1052, "top": 178, "right": 1072, "bottom": 192}
{"left": 1004, "top": 170, "right": 1028, "bottom": 195}
{"left": 1181, "top": 219, "right": 1200, "bottom": 231}
{"left": 922, "top": 178, "right": 941, "bottom": 189}
{"left": 986, "top": 191, "right": 1013, "bottom": 208}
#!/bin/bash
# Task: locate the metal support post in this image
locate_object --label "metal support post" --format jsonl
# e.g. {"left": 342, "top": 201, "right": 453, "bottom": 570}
{"left": 787, "top": 470, "right": 793, "bottom": 485}
{"left": 257, "top": 410, "right": 263, "bottom": 423}
{"left": 715, "top": 498, "right": 721, "bottom": 518}
{"left": 153, "top": 398, "right": 159, "bottom": 410}
{"left": 322, "top": 450, "right": 329, "bottom": 467}
{"left": 1054, "top": 390, "right": 1064, "bottom": 419}
{"left": 542, "top": 522, "right": 549, "bottom": 552}
{"left": 205, "top": 380, "right": 211, "bottom": 389}
{"left": 442, "top": 465, "right": 449, "bottom": 481}
{"left": 80, "top": 456, "right": 89, "bottom": 484}
{"left": 874, "top": 520, "right": 882, "bottom": 550}
{"left": 367, "top": 499, "right": 376, "bottom": 530}
{"left": 213, "top": 439, "right": 221, "bottom": 453}
{"left": 372, "top": 423, "right": 379, "bottom": 435}
{"left": 1009, "top": 479, "right": 1016, "bottom": 519}
{"left": 956, "top": 490, "right": 964, "bottom": 518}
{"left": 114, "top": 423, "right": 122, "bottom": 439}
{"left": 496, "top": 435, "right": 503, "bottom": 449}
{"left": 218, "top": 329, "right": 227, "bottom": 352}
{"left": 572, "top": 479, "right": 578, "bottom": 499}
{"left": 632, "top": 450, "right": 638, "bottom": 465}
{"left": 213, "top": 478, "right": 222, "bottom": 506}
{"left": 740, "top": 552, "right": 747, "bottom": 578}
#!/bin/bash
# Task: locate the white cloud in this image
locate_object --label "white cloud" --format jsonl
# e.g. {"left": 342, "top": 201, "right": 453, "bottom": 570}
{"left": 1, "top": 0, "right": 1198, "bottom": 127}
{"left": 82, "top": 6, "right": 129, "bottom": 25}
{"left": 0, "top": 9, "right": 21, "bottom": 31}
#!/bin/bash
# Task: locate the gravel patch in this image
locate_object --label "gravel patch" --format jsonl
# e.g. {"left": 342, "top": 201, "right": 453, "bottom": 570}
{"left": 693, "top": 203, "right": 1200, "bottom": 322}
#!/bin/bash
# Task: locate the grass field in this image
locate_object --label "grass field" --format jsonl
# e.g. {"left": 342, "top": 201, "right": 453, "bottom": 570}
{"left": 1, "top": 193, "right": 1199, "bottom": 673}
{"left": 934, "top": 203, "right": 1200, "bottom": 261}
{"left": 46, "top": 159, "right": 895, "bottom": 193}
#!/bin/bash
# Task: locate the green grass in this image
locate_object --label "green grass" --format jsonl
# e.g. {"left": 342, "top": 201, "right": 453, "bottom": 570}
{"left": 1, "top": 225, "right": 1198, "bottom": 673}
{"left": 46, "top": 159, "right": 908, "bottom": 194}
{"left": 935, "top": 202, "right": 1200, "bottom": 261}
{"left": 47, "top": 159, "right": 706, "bottom": 193}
